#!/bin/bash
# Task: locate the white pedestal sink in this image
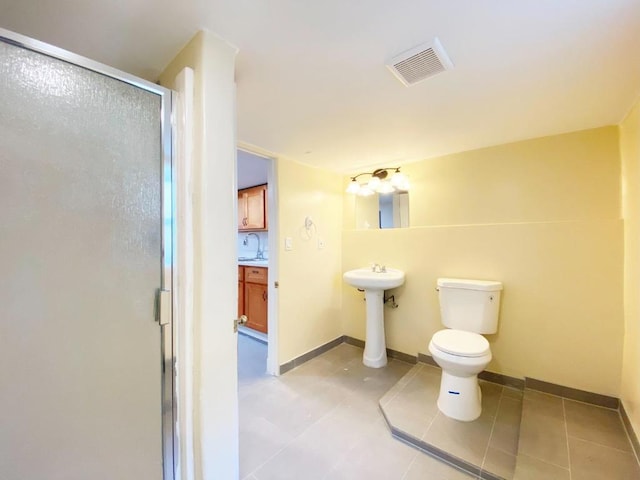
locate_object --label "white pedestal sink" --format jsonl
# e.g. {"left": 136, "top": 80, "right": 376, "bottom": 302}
{"left": 343, "top": 267, "right": 405, "bottom": 368}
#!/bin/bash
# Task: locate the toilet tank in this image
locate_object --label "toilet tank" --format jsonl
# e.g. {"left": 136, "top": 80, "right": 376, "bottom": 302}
{"left": 437, "top": 278, "right": 503, "bottom": 334}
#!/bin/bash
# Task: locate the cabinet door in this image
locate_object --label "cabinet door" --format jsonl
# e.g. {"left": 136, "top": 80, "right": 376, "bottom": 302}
{"left": 238, "top": 281, "right": 244, "bottom": 316}
{"left": 245, "top": 283, "right": 268, "bottom": 333}
{"left": 239, "top": 185, "right": 266, "bottom": 230}
{"left": 238, "top": 267, "right": 244, "bottom": 317}
{"left": 245, "top": 186, "right": 265, "bottom": 229}
{"left": 237, "top": 191, "right": 247, "bottom": 229}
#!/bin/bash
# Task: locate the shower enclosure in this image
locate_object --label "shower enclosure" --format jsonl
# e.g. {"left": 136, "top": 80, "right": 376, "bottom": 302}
{"left": 0, "top": 30, "right": 175, "bottom": 479}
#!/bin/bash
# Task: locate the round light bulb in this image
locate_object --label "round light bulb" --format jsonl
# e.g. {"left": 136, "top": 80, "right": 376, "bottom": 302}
{"left": 346, "top": 178, "right": 360, "bottom": 194}
{"left": 376, "top": 180, "right": 395, "bottom": 194}
{"left": 368, "top": 175, "right": 381, "bottom": 190}
{"left": 398, "top": 177, "right": 410, "bottom": 191}
{"left": 390, "top": 170, "right": 407, "bottom": 188}
{"left": 358, "top": 185, "right": 375, "bottom": 196}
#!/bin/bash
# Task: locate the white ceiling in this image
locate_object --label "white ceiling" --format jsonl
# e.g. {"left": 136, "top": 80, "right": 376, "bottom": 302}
{"left": 237, "top": 150, "right": 269, "bottom": 189}
{"left": 2, "top": 1, "right": 640, "bottom": 173}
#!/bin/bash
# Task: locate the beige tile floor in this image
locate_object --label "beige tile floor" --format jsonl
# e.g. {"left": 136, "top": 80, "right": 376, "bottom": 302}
{"left": 513, "top": 389, "right": 640, "bottom": 480}
{"left": 380, "top": 363, "right": 522, "bottom": 479}
{"left": 238, "top": 335, "right": 640, "bottom": 479}
{"left": 238, "top": 335, "right": 476, "bottom": 479}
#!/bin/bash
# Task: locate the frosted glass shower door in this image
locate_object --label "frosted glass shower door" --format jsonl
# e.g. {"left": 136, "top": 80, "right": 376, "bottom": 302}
{"left": 0, "top": 39, "right": 169, "bottom": 479}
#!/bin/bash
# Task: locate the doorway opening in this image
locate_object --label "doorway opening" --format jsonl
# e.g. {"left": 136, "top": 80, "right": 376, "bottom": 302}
{"left": 236, "top": 147, "right": 278, "bottom": 377}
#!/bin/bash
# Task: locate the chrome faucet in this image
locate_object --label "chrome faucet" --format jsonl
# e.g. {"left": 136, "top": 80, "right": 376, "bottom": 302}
{"left": 243, "top": 233, "right": 264, "bottom": 260}
{"left": 371, "top": 263, "right": 386, "bottom": 273}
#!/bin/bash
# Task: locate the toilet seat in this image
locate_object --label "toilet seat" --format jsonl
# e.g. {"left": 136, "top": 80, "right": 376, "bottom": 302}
{"left": 431, "top": 329, "right": 490, "bottom": 358}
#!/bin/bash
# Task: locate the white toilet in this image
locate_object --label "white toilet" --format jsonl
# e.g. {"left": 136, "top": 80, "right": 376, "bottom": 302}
{"left": 428, "top": 278, "right": 503, "bottom": 422}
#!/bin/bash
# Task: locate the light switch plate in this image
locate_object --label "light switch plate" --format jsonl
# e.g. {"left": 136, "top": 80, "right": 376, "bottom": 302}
{"left": 317, "top": 237, "right": 325, "bottom": 249}
{"left": 284, "top": 237, "right": 293, "bottom": 251}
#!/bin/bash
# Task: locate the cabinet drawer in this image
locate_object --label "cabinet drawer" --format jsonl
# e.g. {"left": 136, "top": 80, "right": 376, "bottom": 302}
{"left": 244, "top": 266, "right": 267, "bottom": 284}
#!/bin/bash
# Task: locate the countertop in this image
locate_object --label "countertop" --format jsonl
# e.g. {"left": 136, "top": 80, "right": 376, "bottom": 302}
{"left": 238, "top": 259, "right": 269, "bottom": 267}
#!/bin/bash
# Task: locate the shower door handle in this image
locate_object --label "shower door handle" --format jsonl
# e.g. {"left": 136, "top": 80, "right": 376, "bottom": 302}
{"left": 157, "top": 289, "right": 171, "bottom": 326}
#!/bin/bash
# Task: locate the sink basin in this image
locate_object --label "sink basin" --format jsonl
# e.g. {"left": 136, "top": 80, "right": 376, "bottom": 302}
{"left": 343, "top": 267, "right": 405, "bottom": 291}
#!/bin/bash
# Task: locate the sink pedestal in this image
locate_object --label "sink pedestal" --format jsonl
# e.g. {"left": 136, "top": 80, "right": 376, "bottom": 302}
{"left": 363, "top": 290, "right": 387, "bottom": 368}
{"left": 343, "top": 267, "right": 405, "bottom": 369}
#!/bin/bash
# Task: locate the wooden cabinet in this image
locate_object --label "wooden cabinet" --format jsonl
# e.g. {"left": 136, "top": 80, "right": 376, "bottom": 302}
{"left": 238, "top": 265, "right": 268, "bottom": 333}
{"left": 238, "top": 185, "right": 267, "bottom": 231}
{"left": 238, "top": 266, "right": 245, "bottom": 317}
{"left": 245, "top": 283, "right": 268, "bottom": 333}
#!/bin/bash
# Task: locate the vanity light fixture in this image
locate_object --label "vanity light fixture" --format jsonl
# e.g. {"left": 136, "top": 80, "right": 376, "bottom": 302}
{"left": 346, "top": 168, "right": 409, "bottom": 196}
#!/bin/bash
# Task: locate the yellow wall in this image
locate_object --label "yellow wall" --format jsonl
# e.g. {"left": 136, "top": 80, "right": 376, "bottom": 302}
{"left": 621, "top": 100, "right": 640, "bottom": 435}
{"left": 408, "top": 127, "right": 620, "bottom": 226}
{"left": 342, "top": 127, "right": 624, "bottom": 396}
{"left": 160, "top": 31, "right": 240, "bottom": 480}
{"left": 277, "top": 157, "right": 344, "bottom": 364}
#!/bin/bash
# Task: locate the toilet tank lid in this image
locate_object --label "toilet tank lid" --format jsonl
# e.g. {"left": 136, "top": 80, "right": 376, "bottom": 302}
{"left": 437, "top": 278, "right": 503, "bottom": 291}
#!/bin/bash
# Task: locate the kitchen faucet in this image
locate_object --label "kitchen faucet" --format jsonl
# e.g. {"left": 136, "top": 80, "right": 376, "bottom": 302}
{"left": 244, "top": 233, "right": 264, "bottom": 260}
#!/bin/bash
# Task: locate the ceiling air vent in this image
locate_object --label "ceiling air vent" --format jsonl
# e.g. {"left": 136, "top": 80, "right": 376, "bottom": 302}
{"left": 386, "top": 37, "right": 454, "bottom": 87}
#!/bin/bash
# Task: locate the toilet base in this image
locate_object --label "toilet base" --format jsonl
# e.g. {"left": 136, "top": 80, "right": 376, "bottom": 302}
{"left": 437, "top": 371, "right": 482, "bottom": 422}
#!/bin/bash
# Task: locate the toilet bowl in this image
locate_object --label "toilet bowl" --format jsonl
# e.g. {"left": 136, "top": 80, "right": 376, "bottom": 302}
{"left": 428, "top": 329, "right": 492, "bottom": 421}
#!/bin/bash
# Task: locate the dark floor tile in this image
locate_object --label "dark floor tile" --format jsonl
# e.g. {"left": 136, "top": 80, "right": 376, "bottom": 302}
{"left": 478, "top": 381, "right": 505, "bottom": 420}
{"left": 513, "top": 454, "right": 570, "bottom": 480}
{"left": 569, "top": 436, "right": 640, "bottom": 480}
{"left": 564, "top": 399, "right": 632, "bottom": 452}
{"left": 517, "top": 390, "right": 569, "bottom": 468}
{"left": 423, "top": 412, "right": 494, "bottom": 466}
{"left": 483, "top": 446, "right": 517, "bottom": 480}
{"left": 490, "top": 396, "right": 523, "bottom": 456}
{"left": 522, "top": 390, "right": 564, "bottom": 420}
{"left": 502, "top": 387, "right": 523, "bottom": 400}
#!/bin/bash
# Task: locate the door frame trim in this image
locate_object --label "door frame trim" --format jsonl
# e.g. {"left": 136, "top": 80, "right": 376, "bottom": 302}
{"left": 237, "top": 143, "right": 280, "bottom": 375}
{"left": 0, "top": 27, "right": 177, "bottom": 480}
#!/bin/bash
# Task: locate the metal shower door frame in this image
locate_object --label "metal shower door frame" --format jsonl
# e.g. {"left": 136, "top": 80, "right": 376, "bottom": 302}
{"left": 0, "top": 28, "right": 177, "bottom": 480}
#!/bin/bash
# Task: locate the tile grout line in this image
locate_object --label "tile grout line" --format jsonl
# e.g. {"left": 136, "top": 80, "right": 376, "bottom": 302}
{"left": 480, "top": 387, "right": 504, "bottom": 473}
{"left": 243, "top": 357, "right": 356, "bottom": 479}
{"left": 566, "top": 433, "right": 640, "bottom": 456}
{"left": 562, "top": 399, "right": 573, "bottom": 480}
{"left": 244, "top": 402, "right": 343, "bottom": 478}
{"left": 319, "top": 395, "right": 413, "bottom": 480}
{"left": 398, "top": 451, "right": 420, "bottom": 480}
{"left": 382, "top": 363, "right": 422, "bottom": 407}
{"left": 420, "top": 409, "right": 441, "bottom": 441}
{"left": 517, "top": 452, "right": 573, "bottom": 472}
{"left": 386, "top": 370, "right": 520, "bottom": 479}
{"left": 519, "top": 394, "right": 574, "bottom": 470}
{"left": 526, "top": 389, "right": 639, "bottom": 468}
{"left": 561, "top": 396, "right": 620, "bottom": 411}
